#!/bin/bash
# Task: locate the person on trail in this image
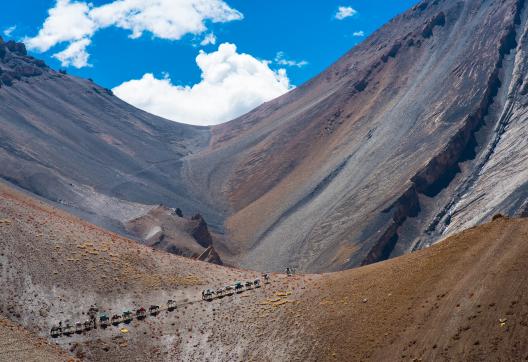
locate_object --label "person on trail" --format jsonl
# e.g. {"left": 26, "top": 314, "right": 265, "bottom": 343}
{"left": 262, "top": 273, "right": 270, "bottom": 283}
{"left": 88, "top": 305, "right": 98, "bottom": 329}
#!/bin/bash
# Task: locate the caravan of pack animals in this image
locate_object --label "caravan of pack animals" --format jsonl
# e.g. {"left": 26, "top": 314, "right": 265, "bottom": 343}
{"left": 3, "top": 0, "right": 528, "bottom": 360}
{"left": 49, "top": 274, "right": 271, "bottom": 338}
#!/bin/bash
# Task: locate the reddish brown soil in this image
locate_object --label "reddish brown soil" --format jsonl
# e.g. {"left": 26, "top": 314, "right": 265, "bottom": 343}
{"left": 0, "top": 316, "right": 75, "bottom": 361}
{"left": 275, "top": 216, "right": 528, "bottom": 361}
{"left": 1, "top": 180, "right": 527, "bottom": 361}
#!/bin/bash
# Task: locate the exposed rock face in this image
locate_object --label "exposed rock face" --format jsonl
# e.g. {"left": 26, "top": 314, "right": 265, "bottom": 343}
{"left": 197, "top": 246, "right": 223, "bottom": 265}
{"left": 0, "top": 38, "right": 44, "bottom": 87}
{"left": 4, "top": 40, "right": 27, "bottom": 56}
{"left": 190, "top": 214, "right": 213, "bottom": 248}
{"left": 125, "top": 206, "right": 222, "bottom": 265}
{"left": 183, "top": 0, "right": 528, "bottom": 272}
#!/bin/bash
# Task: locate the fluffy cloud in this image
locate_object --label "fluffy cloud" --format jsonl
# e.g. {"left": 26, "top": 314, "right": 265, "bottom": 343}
{"left": 353, "top": 30, "right": 365, "bottom": 37}
{"left": 335, "top": 6, "right": 358, "bottom": 20}
{"left": 89, "top": 0, "right": 242, "bottom": 39}
{"left": 113, "top": 43, "right": 292, "bottom": 126}
{"left": 53, "top": 38, "right": 92, "bottom": 68}
{"left": 3, "top": 26, "right": 16, "bottom": 37}
{"left": 25, "top": 0, "right": 95, "bottom": 52}
{"left": 274, "top": 51, "right": 308, "bottom": 68}
{"left": 200, "top": 33, "right": 217, "bottom": 46}
{"left": 25, "top": 0, "right": 243, "bottom": 68}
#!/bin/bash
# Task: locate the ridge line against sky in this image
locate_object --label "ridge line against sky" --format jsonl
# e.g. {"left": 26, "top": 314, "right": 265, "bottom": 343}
{"left": 1, "top": 0, "right": 419, "bottom": 125}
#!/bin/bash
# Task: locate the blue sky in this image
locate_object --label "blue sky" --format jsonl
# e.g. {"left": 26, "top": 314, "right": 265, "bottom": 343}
{"left": 0, "top": 0, "right": 419, "bottom": 125}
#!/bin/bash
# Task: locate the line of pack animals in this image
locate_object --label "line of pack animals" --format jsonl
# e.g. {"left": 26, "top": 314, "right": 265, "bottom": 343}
{"left": 50, "top": 274, "right": 270, "bottom": 338}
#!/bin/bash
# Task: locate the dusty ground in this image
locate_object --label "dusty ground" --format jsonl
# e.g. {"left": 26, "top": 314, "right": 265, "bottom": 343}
{"left": 0, "top": 316, "right": 74, "bottom": 361}
{"left": 277, "top": 215, "right": 528, "bottom": 361}
{"left": 1, "top": 180, "right": 528, "bottom": 361}
{"left": 0, "top": 180, "right": 292, "bottom": 361}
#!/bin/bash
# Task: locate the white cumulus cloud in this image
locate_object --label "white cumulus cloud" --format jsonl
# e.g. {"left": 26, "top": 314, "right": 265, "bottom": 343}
{"left": 335, "top": 6, "right": 358, "bottom": 20}
{"left": 113, "top": 43, "right": 293, "bottom": 126}
{"left": 200, "top": 33, "right": 217, "bottom": 46}
{"left": 25, "top": 0, "right": 96, "bottom": 52}
{"left": 3, "top": 26, "right": 16, "bottom": 37}
{"left": 53, "top": 38, "right": 92, "bottom": 68}
{"left": 353, "top": 30, "right": 365, "bottom": 37}
{"left": 274, "top": 51, "right": 308, "bottom": 68}
{"left": 25, "top": 0, "right": 243, "bottom": 68}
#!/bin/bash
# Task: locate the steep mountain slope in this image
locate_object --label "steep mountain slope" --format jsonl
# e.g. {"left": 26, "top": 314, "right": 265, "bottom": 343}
{"left": 0, "top": 179, "right": 259, "bottom": 360}
{"left": 1, "top": 179, "right": 527, "bottom": 361}
{"left": 0, "top": 36, "right": 220, "bottom": 228}
{"left": 183, "top": 0, "right": 528, "bottom": 272}
{"left": 2, "top": 0, "right": 528, "bottom": 274}
{"left": 0, "top": 36, "right": 228, "bottom": 262}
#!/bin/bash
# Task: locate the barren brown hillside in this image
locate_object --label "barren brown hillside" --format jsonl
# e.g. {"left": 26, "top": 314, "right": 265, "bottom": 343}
{"left": 0, "top": 316, "right": 73, "bottom": 361}
{"left": 287, "top": 215, "right": 528, "bottom": 361}
{"left": 1, "top": 180, "right": 527, "bottom": 361}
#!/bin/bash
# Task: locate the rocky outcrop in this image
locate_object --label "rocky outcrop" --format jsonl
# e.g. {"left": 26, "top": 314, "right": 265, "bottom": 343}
{"left": 197, "top": 246, "right": 223, "bottom": 265}
{"left": 520, "top": 205, "right": 528, "bottom": 218}
{"left": 362, "top": 186, "right": 420, "bottom": 265}
{"left": 0, "top": 37, "right": 46, "bottom": 87}
{"left": 421, "top": 12, "right": 446, "bottom": 38}
{"left": 4, "top": 40, "right": 27, "bottom": 56}
{"left": 125, "top": 206, "right": 222, "bottom": 265}
{"left": 381, "top": 42, "right": 402, "bottom": 62}
{"left": 190, "top": 214, "right": 213, "bottom": 248}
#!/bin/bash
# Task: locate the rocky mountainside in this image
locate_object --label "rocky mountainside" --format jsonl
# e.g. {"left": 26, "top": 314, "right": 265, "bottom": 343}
{"left": 2, "top": 0, "right": 528, "bottom": 359}
{"left": 1, "top": 179, "right": 527, "bottom": 361}
{"left": 0, "top": 36, "right": 227, "bottom": 262}
{"left": 183, "top": 0, "right": 528, "bottom": 272}
{"left": 0, "top": 36, "right": 216, "bottom": 226}
{"left": 125, "top": 205, "right": 222, "bottom": 264}
{"left": 1, "top": 0, "right": 528, "bottom": 274}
